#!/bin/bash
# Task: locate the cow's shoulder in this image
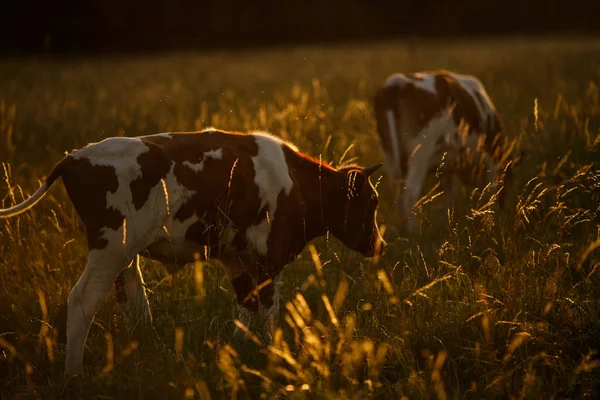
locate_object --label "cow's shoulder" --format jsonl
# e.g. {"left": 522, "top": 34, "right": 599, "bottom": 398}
{"left": 247, "top": 131, "right": 295, "bottom": 199}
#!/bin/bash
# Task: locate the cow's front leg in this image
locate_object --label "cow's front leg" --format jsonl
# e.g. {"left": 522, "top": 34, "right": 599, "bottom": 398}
{"left": 257, "top": 273, "right": 281, "bottom": 341}
{"left": 220, "top": 257, "right": 260, "bottom": 338}
{"left": 231, "top": 271, "right": 260, "bottom": 337}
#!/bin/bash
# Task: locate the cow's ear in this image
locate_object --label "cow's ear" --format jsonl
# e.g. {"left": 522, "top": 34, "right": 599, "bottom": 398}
{"left": 345, "top": 164, "right": 382, "bottom": 197}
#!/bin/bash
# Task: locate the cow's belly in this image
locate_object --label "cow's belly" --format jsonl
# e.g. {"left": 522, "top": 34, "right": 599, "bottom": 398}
{"left": 141, "top": 219, "right": 245, "bottom": 271}
{"left": 141, "top": 239, "right": 205, "bottom": 273}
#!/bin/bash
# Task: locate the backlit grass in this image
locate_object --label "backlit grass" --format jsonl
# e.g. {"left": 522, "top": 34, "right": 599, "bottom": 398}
{"left": 1, "top": 37, "right": 599, "bottom": 399}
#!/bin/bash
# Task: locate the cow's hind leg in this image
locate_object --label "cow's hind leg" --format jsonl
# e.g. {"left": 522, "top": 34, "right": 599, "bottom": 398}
{"left": 115, "top": 255, "right": 152, "bottom": 329}
{"left": 65, "top": 250, "right": 131, "bottom": 375}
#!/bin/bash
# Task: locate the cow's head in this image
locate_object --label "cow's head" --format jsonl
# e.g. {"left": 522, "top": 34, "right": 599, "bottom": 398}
{"left": 332, "top": 163, "right": 384, "bottom": 258}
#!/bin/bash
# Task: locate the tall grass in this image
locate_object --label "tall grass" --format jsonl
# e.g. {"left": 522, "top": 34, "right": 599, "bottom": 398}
{"left": 1, "top": 37, "right": 599, "bottom": 398}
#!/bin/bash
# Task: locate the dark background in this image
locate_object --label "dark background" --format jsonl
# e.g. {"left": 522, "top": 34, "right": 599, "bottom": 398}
{"left": 1, "top": 0, "right": 598, "bottom": 55}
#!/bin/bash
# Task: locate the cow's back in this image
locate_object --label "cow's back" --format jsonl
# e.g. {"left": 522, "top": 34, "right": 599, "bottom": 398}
{"left": 143, "top": 130, "right": 299, "bottom": 260}
{"left": 440, "top": 72, "right": 501, "bottom": 137}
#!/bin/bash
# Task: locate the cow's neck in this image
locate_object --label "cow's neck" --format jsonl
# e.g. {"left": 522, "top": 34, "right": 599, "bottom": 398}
{"left": 290, "top": 155, "right": 346, "bottom": 243}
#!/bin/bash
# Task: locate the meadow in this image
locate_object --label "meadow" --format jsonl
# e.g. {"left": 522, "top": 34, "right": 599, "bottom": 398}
{"left": 0, "top": 37, "right": 599, "bottom": 399}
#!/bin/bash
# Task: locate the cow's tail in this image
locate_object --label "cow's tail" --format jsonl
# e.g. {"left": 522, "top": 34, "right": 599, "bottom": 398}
{"left": 0, "top": 154, "right": 74, "bottom": 219}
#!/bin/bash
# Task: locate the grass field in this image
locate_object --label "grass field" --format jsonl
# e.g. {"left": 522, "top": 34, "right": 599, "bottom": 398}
{"left": 1, "top": 37, "right": 600, "bottom": 399}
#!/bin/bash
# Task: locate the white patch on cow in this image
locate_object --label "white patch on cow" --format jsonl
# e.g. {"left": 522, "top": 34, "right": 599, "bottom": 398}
{"left": 156, "top": 133, "right": 173, "bottom": 139}
{"left": 411, "top": 73, "right": 437, "bottom": 94}
{"left": 152, "top": 165, "right": 198, "bottom": 229}
{"left": 250, "top": 130, "right": 299, "bottom": 152}
{"left": 142, "top": 162, "right": 213, "bottom": 267}
{"left": 245, "top": 220, "right": 271, "bottom": 256}
{"left": 182, "top": 148, "right": 224, "bottom": 173}
{"left": 403, "top": 108, "right": 457, "bottom": 232}
{"left": 406, "top": 107, "right": 457, "bottom": 173}
{"left": 384, "top": 73, "right": 409, "bottom": 88}
{"left": 385, "top": 109, "right": 401, "bottom": 182}
{"left": 245, "top": 133, "right": 294, "bottom": 256}
{"left": 73, "top": 137, "right": 148, "bottom": 166}
{"left": 384, "top": 73, "right": 437, "bottom": 94}
{"left": 116, "top": 182, "right": 173, "bottom": 259}
{"left": 75, "top": 138, "right": 200, "bottom": 262}
{"left": 454, "top": 75, "right": 482, "bottom": 93}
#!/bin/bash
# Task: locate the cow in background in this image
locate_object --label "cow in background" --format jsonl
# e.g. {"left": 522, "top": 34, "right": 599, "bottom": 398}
{"left": 374, "top": 70, "right": 516, "bottom": 233}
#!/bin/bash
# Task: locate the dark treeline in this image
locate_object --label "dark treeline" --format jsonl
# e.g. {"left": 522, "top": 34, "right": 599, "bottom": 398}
{"left": 1, "top": 0, "right": 597, "bottom": 55}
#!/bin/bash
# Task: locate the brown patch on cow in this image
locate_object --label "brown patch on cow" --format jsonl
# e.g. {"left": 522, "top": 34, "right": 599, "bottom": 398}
{"left": 293, "top": 151, "right": 339, "bottom": 173}
{"left": 434, "top": 73, "right": 485, "bottom": 133}
{"left": 141, "top": 131, "right": 265, "bottom": 257}
{"left": 130, "top": 141, "right": 172, "bottom": 210}
{"left": 266, "top": 146, "right": 331, "bottom": 267}
{"left": 273, "top": 146, "right": 381, "bottom": 266}
{"left": 61, "top": 158, "right": 124, "bottom": 250}
{"left": 395, "top": 81, "right": 440, "bottom": 135}
{"left": 471, "top": 89, "right": 504, "bottom": 157}
{"left": 374, "top": 80, "right": 440, "bottom": 171}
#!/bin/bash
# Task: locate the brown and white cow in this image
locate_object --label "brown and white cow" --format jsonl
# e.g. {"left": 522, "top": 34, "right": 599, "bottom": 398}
{"left": 0, "top": 128, "right": 383, "bottom": 375}
{"left": 374, "top": 70, "right": 511, "bottom": 232}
